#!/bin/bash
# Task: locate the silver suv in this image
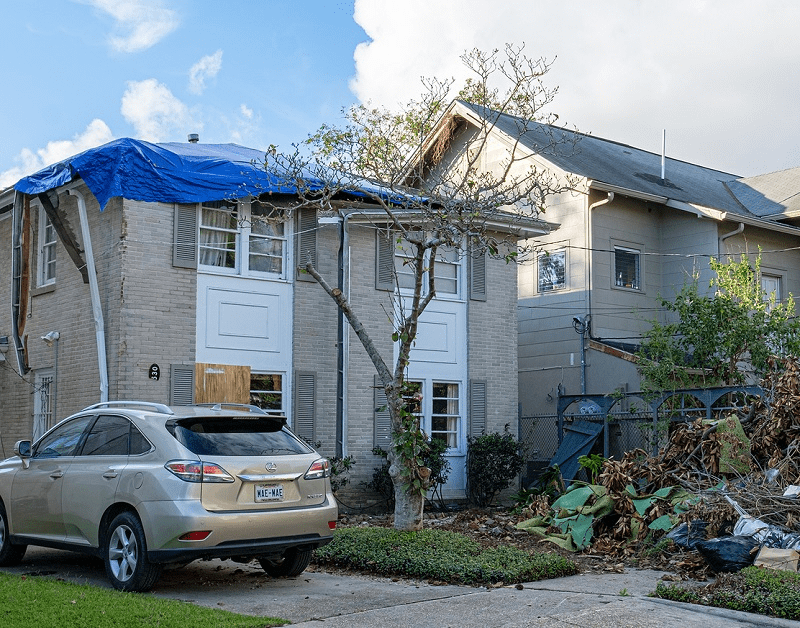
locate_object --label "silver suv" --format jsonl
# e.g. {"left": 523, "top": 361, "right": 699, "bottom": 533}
{"left": 0, "top": 402, "right": 337, "bottom": 591}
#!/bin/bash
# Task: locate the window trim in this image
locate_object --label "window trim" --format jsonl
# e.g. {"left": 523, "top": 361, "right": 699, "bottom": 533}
{"left": 250, "top": 372, "right": 285, "bottom": 416}
{"left": 390, "top": 234, "right": 464, "bottom": 300}
{"left": 404, "top": 379, "right": 464, "bottom": 453}
{"left": 612, "top": 244, "right": 643, "bottom": 291}
{"left": 37, "top": 206, "right": 57, "bottom": 287}
{"left": 537, "top": 248, "right": 567, "bottom": 293}
{"left": 197, "top": 200, "right": 290, "bottom": 280}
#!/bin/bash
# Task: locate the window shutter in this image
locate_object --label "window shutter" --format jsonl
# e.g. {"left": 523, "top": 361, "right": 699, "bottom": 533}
{"left": 469, "top": 245, "right": 486, "bottom": 301}
{"left": 170, "top": 364, "right": 195, "bottom": 406}
{"left": 173, "top": 204, "right": 197, "bottom": 268}
{"left": 375, "top": 229, "right": 394, "bottom": 291}
{"left": 469, "top": 380, "right": 487, "bottom": 437}
{"left": 294, "top": 371, "right": 316, "bottom": 442}
{"left": 296, "top": 208, "right": 317, "bottom": 281}
{"left": 374, "top": 375, "right": 392, "bottom": 449}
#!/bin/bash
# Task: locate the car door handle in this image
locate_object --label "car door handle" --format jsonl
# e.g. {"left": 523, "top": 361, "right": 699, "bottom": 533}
{"left": 49, "top": 470, "right": 64, "bottom": 479}
{"left": 103, "top": 470, "right": 119, "bottom": 479}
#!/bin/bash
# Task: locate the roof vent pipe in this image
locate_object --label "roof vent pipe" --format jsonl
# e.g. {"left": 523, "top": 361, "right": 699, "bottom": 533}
{"left": 661, "top": 129, "right": 666, "bottom": 181}
{"left": 188, "top": 133, "right": 199, "bottom": 143}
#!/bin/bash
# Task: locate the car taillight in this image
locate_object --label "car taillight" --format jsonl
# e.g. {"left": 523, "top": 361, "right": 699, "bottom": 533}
{"left": 304, "top": 458, "right": 330, "bottom": 480}
{"left": 165, "top": 460, "right": 234, "bottom": 483}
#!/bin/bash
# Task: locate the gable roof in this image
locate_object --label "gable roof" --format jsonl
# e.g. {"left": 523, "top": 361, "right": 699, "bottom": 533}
{"left": 724, "top": 167, "right": 800, "bottom": 219}
{"left": 11, "top": 138, "right": 407, "bottom": 210}
{"left": 456, "top": 101, "right": 749, "bottom": 215}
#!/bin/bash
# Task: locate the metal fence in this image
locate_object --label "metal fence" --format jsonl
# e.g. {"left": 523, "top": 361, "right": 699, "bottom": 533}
{"left": 519, "top": 386, "right": 762, "bottom": 488}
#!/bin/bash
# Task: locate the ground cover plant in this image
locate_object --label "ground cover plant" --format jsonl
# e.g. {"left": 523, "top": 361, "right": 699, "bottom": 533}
{"left": 0, "top": 571, "right": 283, "bottom": 628}
{"left": 313, "top": 526, "right": 577, "bottom": 585}
{"left": 654, "top": 566, "right": 800, "bottom": 620}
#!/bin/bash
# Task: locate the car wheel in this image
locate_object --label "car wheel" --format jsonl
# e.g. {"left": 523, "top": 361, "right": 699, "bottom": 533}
{"left": 104, "top": 512, "right": 162, "bottom": 592}
{"left": 259, "top": 547, "right": 313, "bottom": 577}
{"left": 0, "top": 502, "right": 26, "bottom": 566}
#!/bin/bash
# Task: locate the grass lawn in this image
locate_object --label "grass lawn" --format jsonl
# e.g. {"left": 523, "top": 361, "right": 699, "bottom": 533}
{"left": 0, "top": 571, "right": 285, "bottom": 628}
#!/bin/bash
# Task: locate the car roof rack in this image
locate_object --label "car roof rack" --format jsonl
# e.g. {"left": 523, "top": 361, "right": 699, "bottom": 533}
{"left": 196, "top": 403, "right": 271, "bottom": 415}
{"left": 81, "top": 401, "right": 175, "bottom": 415}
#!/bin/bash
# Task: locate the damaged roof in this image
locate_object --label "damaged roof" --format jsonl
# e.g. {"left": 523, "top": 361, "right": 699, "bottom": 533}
{"left": 11, "top": 138, "right": 408, "bottom": 210}
{"left": 455, "top": 101, "right": 791, "bottom": 218}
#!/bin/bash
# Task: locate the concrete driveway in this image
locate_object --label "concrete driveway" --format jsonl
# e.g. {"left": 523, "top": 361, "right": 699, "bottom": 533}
{"left": 3, "top": 546, "right": 799, "bottom": 627}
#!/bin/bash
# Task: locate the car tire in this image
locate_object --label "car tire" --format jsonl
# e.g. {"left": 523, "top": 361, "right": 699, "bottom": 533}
{"left": 0, "top": 502, "right": 26, "bottom": 566}
{"left": 259, "top": 547, "right": 313, "bottom": 577}
{"left": 104, "top": 512, "right": 162, "bottom": 592}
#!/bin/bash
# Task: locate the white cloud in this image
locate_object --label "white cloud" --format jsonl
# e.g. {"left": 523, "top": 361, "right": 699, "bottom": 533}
{"left": 121, "top": 78, "right": 198, "bottom": 141}
{"left": 80, "top": 0, "right": 180, "bottom": 53}
{"left": 240, "top": 104, "right": 254, "bottom": 119}
{"left": 188, "top": 50, "right": 224, "bottom": 95}
{"left": 351, "top": 0, "right": 800, "bottom": 176}
{"left": 0, "top": 119, "right": 114, "bottom": 189}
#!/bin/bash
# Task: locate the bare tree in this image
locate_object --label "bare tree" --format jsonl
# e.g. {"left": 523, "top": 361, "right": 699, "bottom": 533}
{"left": 263, "top": 45, "right": 576, "bottom": 530}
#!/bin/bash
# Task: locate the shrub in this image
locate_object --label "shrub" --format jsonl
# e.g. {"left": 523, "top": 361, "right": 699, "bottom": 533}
{"left": 314, "top": 527, "right": 577, "bottom": 585}
{"left": 367, "top": 441, "right": 451, "bottom": 511}
{"left": 329, "top": 455, "right": 355, "bottom": 495}
{"left": 467, "top": 428, "right": 524, "bottom": 507}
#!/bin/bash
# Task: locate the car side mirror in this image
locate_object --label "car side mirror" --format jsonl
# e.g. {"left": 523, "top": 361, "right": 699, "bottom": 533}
{"left": 14, "top": 440, "right": 32, "bottom": 458}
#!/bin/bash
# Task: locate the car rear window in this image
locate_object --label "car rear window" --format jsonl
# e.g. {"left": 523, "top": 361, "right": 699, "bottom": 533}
{"left": 166, "top": 416, "right": 313, "bottom": 457}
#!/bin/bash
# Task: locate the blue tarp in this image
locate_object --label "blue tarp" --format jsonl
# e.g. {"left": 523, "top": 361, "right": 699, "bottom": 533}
{"left": 13, "top": 138, "right": 407, "bottom": 210}
{"left": 548, "top": 420, "right": 604, "bottom": 483}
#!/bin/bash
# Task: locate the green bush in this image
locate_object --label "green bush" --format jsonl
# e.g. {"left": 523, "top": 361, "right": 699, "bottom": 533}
{"left": 467, "top": 428, "right": 524, "bottom": 507}
{"left": 366, "top": 441, "right": 451, "bottom": 511}
{"left": 653, "top": 566, "right": 800, "bottom": 620}
{"left": 314, "top": 527, "right": 577, "bottom": 585}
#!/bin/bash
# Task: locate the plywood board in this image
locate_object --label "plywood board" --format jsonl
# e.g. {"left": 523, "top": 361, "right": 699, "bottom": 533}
{"left": 195, "top": 363, "right": 250, "bottom": 404}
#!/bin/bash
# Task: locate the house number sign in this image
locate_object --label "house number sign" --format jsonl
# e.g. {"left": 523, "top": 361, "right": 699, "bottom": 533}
{"left": 149, "top": 364, "right": 160, "bottom": 380}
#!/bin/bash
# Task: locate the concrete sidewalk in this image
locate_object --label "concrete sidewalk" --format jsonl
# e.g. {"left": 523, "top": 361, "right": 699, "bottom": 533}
{"left": 4, "top": 547, "right": 799, "bottom": 627}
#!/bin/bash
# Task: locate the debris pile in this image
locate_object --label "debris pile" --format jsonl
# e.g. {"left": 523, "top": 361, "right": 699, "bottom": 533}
{"left": 517, "top": 356, "right": 800, "bottom": 575}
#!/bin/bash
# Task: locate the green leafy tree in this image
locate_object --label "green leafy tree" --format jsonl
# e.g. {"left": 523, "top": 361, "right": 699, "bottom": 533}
{"left": 637, "top": 253, "right": 800, "bottom": 393}
{"left": 264, "top": 45, "right": 574, "bottom": 530}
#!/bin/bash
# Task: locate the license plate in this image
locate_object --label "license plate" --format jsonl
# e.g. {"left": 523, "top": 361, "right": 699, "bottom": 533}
{"left": 255, "top": 484, "right": 284, "bottom": 502}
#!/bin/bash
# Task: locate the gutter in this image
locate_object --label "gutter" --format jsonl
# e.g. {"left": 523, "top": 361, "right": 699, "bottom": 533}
{"left": 69, "top": 189, "right": 109, "bottom": 402}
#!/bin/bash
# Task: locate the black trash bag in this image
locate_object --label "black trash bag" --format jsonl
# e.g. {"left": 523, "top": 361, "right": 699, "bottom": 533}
{"left": 666, "top": 520, "right": 707, "bottom": 549}
{"left": 695, "top": 535, "right": 759, "bottom": 572}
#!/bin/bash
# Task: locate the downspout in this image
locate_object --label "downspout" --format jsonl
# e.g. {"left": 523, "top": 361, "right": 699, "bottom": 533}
{"left": 336, "top": 212, "right": 347, "bottom": 458}
{"left": 586, "top": 191, "right": 614, "bottom": 329}
{"left": 718, "top": 222, "right": 744, "bottom": 259}
{"left": 68, "top": 189, "right": 108, "bottom": 402}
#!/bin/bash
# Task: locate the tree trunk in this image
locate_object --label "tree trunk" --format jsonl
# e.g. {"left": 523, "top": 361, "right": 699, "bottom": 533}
{"left": 388, "top": 449, "right": 425, "bottom": 530}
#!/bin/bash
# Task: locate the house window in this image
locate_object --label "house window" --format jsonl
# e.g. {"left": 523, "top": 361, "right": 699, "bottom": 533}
{"left": 249, "top": 201, "right": 286, "bottom": 275}
{"left": 38, "top": 210, "right": 57, "bottom": 286}
{"left": 431, "top": 382, "right": 459, "bottom": 448}
{"left": 614, "top": 246, "right": 641, "bottom": 290}
{"left": 403, "top": 380, "right": 462, "bottom": 450}
{"left": 250, "top": 373, "right": 284, "bottom": 415}
{"left": 33, "top": 370, "right": 54, "bottom": 441}
{"left": 199, "top": 200, "right": 238, "bottom": 270}
{"left": 538, "top": 249, "right": 566, "bottom": 292}
{"left": 393, "top": 237, "right": 460, "bottom": 296}
{"left": 199, "top": 199, "right": 287, "bottom": 278}
{"left": 762, "top": 274, "right": 782, "bottom": 305}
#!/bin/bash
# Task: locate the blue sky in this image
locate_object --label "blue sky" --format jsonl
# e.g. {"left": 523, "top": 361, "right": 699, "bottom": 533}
{"left": 2, "top": 1, "right": 798, "bottom": 188}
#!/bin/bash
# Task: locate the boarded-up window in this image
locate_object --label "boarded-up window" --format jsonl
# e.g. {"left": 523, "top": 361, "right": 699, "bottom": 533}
{"left": 170, "top": 364, "right": 195, "bottom": 406}
{"left": 194, "top": 363, "right": 250, "bottom": 404}
{"left": 374, "top": 375, "right": 392, "bottom": 448}
{"left": 173, "top": 203, "right": 198, "bottom": 268}
{"left": 296, "top": 208, "right": 317, "bottom": 281}
{"left": 294, "top": 371, "right": 316, "bottom": 442}
{"left": 469, "top": 380, "right": 487, "bottom": 438}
